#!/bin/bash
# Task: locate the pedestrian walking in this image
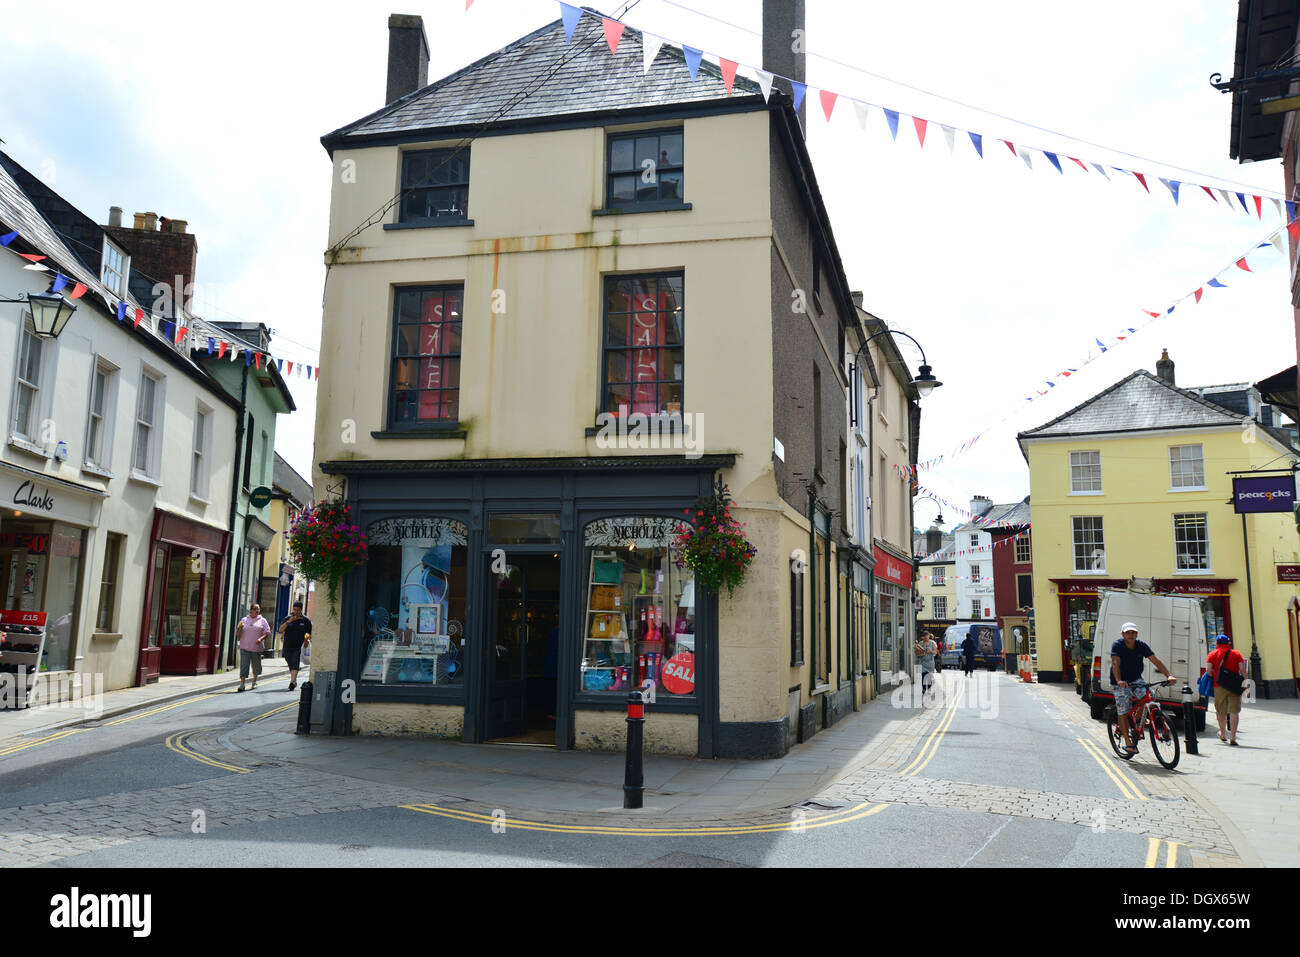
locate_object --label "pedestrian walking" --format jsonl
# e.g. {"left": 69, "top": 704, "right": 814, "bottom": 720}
{"left": 277, "top": 600, "right": 312, "bottom": 692}
{"left": 915, "top": 631, "right": 938, "bottom": 700}
{"left": 236, "top": 603, "right": 270, "bottom": 692}
{"left": 961, "top": 630, "right": 976, "bottom": 677}
{"left": 1206, "top": 634, "right": 1248, "bottom": 745}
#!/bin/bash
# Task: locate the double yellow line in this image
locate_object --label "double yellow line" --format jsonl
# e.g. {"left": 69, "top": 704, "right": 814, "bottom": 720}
{"left": 400, "top": 800, "right": 887, "bottom": 836}
{"left": 899, "top": 683, "right": 960, "bottom": 777}
{"left": 165, "top": 729, "right": 250, "bottom": 774}
{"left": 104, "top": 694, "right": 218, "bottom": 726}
{"left": 247, "top": 703, "right": 297, "bottom": 724}
{"left": 1077, "top": 737, "right": 1147, "bottom": 801}
{"left": 0, "top": 727, "right": 85, "bottom": 758}
{"left": 1145, "top": 837, "right": 1180, "bottom": 868}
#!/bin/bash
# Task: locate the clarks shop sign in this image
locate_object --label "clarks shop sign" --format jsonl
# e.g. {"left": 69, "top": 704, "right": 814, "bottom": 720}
{"left": 1232, "top": 475, "right": 1297, "bottom": 514}
{"left": 12, "top": 480, "right": 55, "bottom": 512}
{"left": 0, "top": 469, "right": 98, "bottom": 527}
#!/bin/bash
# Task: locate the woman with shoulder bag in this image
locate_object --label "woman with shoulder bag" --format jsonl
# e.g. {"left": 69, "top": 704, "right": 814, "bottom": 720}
{"left": 1207, "top": 635, "right": 1248, "bottom": 745}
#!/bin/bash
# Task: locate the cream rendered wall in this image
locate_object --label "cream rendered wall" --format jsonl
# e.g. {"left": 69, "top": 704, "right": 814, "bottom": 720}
{"left": 1027, "top": 426, "right": 1300, "bottom": 682}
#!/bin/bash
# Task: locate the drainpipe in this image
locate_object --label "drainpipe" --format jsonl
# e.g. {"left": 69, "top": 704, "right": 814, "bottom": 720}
{"left": 224, "top": 363, "right": 250, "bottom": 669}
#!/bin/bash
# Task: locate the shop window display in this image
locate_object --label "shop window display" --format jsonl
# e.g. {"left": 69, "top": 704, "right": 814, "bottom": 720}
{"left": 362, "top": 518, "right": 468, "bottom": 686}
{"left": 581, "top": 517, "right": 695, "bottom": 696}
{"left": 0, "top": 519, "right": 84, "bottom": 672}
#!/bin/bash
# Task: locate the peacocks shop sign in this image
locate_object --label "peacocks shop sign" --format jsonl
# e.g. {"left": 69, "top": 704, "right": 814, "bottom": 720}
{"left": 1232, "top": 475, "right": 1296, "bottom": 513}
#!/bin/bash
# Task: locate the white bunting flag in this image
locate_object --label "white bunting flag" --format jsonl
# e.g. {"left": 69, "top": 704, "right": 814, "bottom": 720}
{"left": 1272, "top": 197, "right": 1283, "bottom": 217}
{"left": 1217, "top": 188, "right": 1234, "bottom": 208}
{"left": 1271, "top": 231, "right": 1287, "bottom": 254}
{"left": 752, "top": 67, "right": 773, "bottom": 102}
{"left": 1020, "top": 149, "right": 1033, "bottom": 171}
{"left": 1090, "top": 162, "right": 1110, "bottom": 180}
{"left": 641, "top": 32, "right": 663, "bottom": 73}
{"left": 940, "top": 124, "right": 956, "bottom": 154}
{"left": 853, "top": 99, "right": 870, "bottom": 130}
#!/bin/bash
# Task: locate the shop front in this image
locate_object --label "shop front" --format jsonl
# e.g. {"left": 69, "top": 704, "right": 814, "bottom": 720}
{"left": 873, "top": 543, "right": 913, "bottom": 685}
{"left": 0, "top": 463, "right": 104, "bottom": 678}
{"left": 329, "top": 456, "right": 731, "bottom": 754}
{"left": 136, "top": 509, "right": 229, "bottom": 683}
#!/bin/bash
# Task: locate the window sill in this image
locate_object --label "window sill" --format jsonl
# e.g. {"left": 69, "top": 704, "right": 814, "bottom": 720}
{"left": 81, "top": 462, "right": 114, "bottom": 480}
{"left": 372, "top": 427, "right": 467, "bottom": 440}
{"left": 1167, "top": 486, "right": 1208, "bottom": 493}
{"left": 128, "top": 470, "right": 163, "bottom": 488}
{"left": 1068, "top": 490, "right": 1104, "bottom": 496}
{"left": 1072, "top": 569, "right": 1110, "bottom": 576}
{"left": 90, "top": 631, "right": 124, "bottom": 642}
{"left": 1172, "top": 569, "right": 1212, "bottom": 576}
{"left": 383, "top": 219, "right": 474, "bottom": 230}
{"left": 190, "top": 492, "right": 211, "bottom": 506}
{"left": 7, "top": 435, "right": 49, "bottom": 459}
{"left": 593, "top": 202, "right": 692, "bottom": 216}
{"left": 810, "top": 682, "right": 832, "bottom": 696}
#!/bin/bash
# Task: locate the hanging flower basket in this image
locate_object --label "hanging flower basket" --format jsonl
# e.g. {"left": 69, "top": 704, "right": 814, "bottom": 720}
{"left": 288, "top": 501, "right": 367, "bottom": 619}
{"left": 673, "top": 484, "right": 757, "bottom": 598}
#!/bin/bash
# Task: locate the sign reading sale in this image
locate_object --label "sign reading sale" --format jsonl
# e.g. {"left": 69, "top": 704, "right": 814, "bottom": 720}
{"left": 661, "top": 651, "right": 695, "bottom": 695}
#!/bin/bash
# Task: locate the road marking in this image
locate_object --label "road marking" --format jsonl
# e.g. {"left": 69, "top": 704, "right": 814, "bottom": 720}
{"left": 0, "top": 728, "right": 85, "bottom": 758}
{"left": 165, "top": 729, "right": 251, "bottom": 774}
{"left": 1077, "top": 737, "right": 1146, "bottom": 801}
{"left": 899, "top": 685, "right": 960, "bottom": 778}
{"left": 400, "top": 800, "right": 889, "bottom": 837}
{"left": 1145, "top": 837, "right": 1160, "bottom": 867}
{"left": 104, "top": 694, "right": 218, "bottom": 726}
{"left": 247, "top": 703, "right": 297, "bottom": 724}
{"left": 1165, "top": 840, "right": 1179, "bottom": 868}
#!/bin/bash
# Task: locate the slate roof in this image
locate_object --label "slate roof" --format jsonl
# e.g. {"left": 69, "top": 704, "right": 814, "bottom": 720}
{"left": 272, "top": 453, "right": 312, "bottom": 505}
{"left": 952, "top": 499, "right": 1029, "bottom": 535}
{"left": 324, "top": 9, "right": 765, "bottom": 149}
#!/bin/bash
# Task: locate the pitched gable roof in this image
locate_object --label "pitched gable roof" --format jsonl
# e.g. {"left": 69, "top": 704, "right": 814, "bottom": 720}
{"left": 324, "top": 10, "right": 763, "bottom": 149}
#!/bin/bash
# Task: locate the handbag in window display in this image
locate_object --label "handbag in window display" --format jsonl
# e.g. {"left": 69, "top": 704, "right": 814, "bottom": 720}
{"left": 581, "top": 517, "right": 696, "bottom": 696}
{"left": 361, "top": 518, "right": 469, "bottom": 685}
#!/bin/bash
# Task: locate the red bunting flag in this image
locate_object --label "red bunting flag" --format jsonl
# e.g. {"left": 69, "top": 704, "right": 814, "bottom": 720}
{"left": 134, "top": 308, "right": 145, "bottom": 328}
{"left": 913, "top": 116, "right": 927, "bottom": 147}
{"left": 466, "top": 0, "right": 474, "bottom": 7}
{"left": 176, "top": 325, "right": 188, "bottom": 344}
{"left": 1193, "top": 287, "right": 1203, "bottom": 303}
{"left": 70, "top": 283, "right": 87, "bottom": 300}
{"left": 1001, "top": 139, "right": 1017, "bottom": 156}
{"left": 1069, "top": 156, "right": 1088, "bottom": 171}
{"left": 18, "top": 253, "right": 45, "bottom": 262}
{"left": 286, "top": 361, "right": 293, "bottom": 376}
{"left": 1132, "top": 172, "right": 1150, "bottom": 193}
{"left": 1289, "top": 220, "right": 1300, "bottom": 243}
{"left": 1143, "top": 310, "right": 1161, "bottom": 318}
{"left": 601, "top": 17, "right": 624, "bottom": 55}
{"left": 820, "top": 89, "right": 837, "bottom": 121}
{"left": 218, "top": 340, "right": 227, "bottom": 359}
{"left": 1201, "top": 186, "right": 1218, "bottom": 203}
{"left": 719, "top": 57, "right": 737, "bottom": 94}
{"left": 1254, "top": 195, "right": 1263, "bottom": 218}
{"left": 1236, "top": 257, "right": 1252, "bottom": 272}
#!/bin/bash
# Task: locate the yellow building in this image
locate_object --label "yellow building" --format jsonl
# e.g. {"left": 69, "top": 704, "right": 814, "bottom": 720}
{"left": 915, "top": 526, "right": 955, "bottom": 637}
{"left": 1018, "top": 361, "right": 1300, "bottom": 698}
{"left": 307, "top": 13, "right": 927, "bottom": 755}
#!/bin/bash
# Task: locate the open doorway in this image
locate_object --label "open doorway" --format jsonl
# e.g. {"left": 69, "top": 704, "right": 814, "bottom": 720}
{"left": 485, "top": 554, "right": 560, "bottom": 744}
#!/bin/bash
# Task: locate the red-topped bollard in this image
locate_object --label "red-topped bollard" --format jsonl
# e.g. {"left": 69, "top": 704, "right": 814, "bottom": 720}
{"left": 624, "top": 690, "right": 646, "bottom": 809}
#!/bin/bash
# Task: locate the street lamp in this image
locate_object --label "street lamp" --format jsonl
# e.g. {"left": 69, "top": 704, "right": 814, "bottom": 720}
{"left": 856, "top": 328, "right": 942, "bottom": 398}
{"left": 2, "top": 283, "right": 79, "bottom": 339}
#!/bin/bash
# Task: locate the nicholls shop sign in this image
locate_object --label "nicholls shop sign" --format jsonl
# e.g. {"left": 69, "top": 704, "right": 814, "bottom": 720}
{"left": 1232, "top": 475, "right": 1297, "bottom": 514}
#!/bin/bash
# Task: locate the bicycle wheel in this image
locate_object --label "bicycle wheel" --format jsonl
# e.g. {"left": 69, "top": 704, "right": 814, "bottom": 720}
{"left": 1105, "top": 707, "right": 1131, "bottom": 759}
{"left": 1148, "top": 707, "right": 1180, "bottom": 770}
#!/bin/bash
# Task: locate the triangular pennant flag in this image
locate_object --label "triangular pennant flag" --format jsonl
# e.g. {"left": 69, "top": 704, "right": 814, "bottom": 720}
{"left": 1201, "top": 185, "right": 1218, "bottom": 203}
{"left": 912, "top": 116, "right": 927, "bottom": 147}
{"left": 853, "top": 99, "right": 870, "bottom": 130}
{"left": 718, "top": 57, "right": 738, "bottom": 94}
{"left": 820, "top": 88, "right": 837, "bottom": 121}
{"left": 1270, "top": 232, "right": 1287, "bottom": 253}
{"left": 230, "top": 345, "right": 239, "bottom": 362}
{"left": 18, "top": 253, "right": 45, "bottom": 263}
{"left": 276, "top": 358, "right": 284, "bottom": 372}
{"left": 116, "top": 302, "right": 127, "bottom": 321}
{"left": 1254, "top": 194, "right": 1263, "bottom": 218}
{"left": 1236, "top": 257, "right": 1252, "bottom": 272}
{"left": 559, "top": 3, "right": 582, "bottom": 43}
{"left": 1166, "top": 306, "right": 1175, "bottom": 315}
{"left": 176, "top": 325, "right": 188, "bottom": 345}
{"left": 1069, "top": 156, "right": 1088, "bottom": 171}
{"left": 1143, "top": 310, "right": 1161, "bottom": 318}
{"left": 1290, "top": 219, "right": 1300, "bottom": 243}
{"left": 1001, "top": 139, "right": 1017, "bottom": 156}
{"left": 1235, "top": 192, "right": 1249, "bottom": 213}
{"left": 134, "top": 308, "right": 145, "bottom": 329}
{"left": 641, "top": 32, "right": 663, "bottom": 72}
{"left": 1095, "top": 338, "right": 1107, "bottom": 353}
{"left": 1218, "top": 188, "right": 1234, "bottom": 208}
{"left": 1132, "top": 172, "right": 1150, "bottom": 193}
{"left": 22, "top": 263, "right": 48, "bottom": 272}
{"left": 207, "top": 337, "right": 215, "bottom": 355}
{"left": 0, "top": 230, "right": 17, "bottom": 246}
{"left": 940, "top": 124, "right": 956, "bottom": 153}
{"left": 308, "top": 365, "right": 314, "bottom": 379}
{"left": 315, "top": 367, "right": 320, "bottom": 380}
{"left": 466, "top": 0, "right": 474, "bottom": 8}
{"left": 789, "top": 79, "right": 806, "bottom": 111}
{"left": 218, "top": 340, "right": 227, "bottom": 359}
{"left": 601, "top": 16, "right": 625, "bottom": 55}
{"left": 1287, "top": 200, "right": 1296, "bottom": 221}
{"left": 51, "top": 273, "right": 69, "bottom": 293}
{"left": 752, "top": 67, "right": 773, "bottom": 101}
{"left": 1271, "top": 197, "right": 1283, "bottom": 217}
{"left": 682, "top": 45, "right": 703, "bottom": 81}
{"left": 1091, "top": 162, "right": 1110, "bottom": 179}
{"left": 1158, "top": 178, "right": 1180, "bottom": 204}
{"left": 968, "top": 131, "right": 983, "bottom": 157}
{"left": 70, "top": 282, "right": 87, "bottom": 300}
{"left": 1020, "top": 150, "right": 1033, "bottom": 171}
{"left": 1043, "top": 151, "right": 1063, "bottom": 174}
{"left": 884, "top": 109, "right": 899, "bottom": 140}
{"left": 245, "top": 349, "right": 253, "bottom": 367}
{"left": 1193, "top": 287, "right": 1203, "bottom": 303}
{"left": 1207, "top": 278, "right": 1227, "bottom": 288}
{"left": 162, "top": 320, "right": 174, "bottom": 341}
{"left": 286, "top": 361, "right": 293, "bottom": 376}
{"left": 254, "top": 352, "right": 262, "bottom": 370}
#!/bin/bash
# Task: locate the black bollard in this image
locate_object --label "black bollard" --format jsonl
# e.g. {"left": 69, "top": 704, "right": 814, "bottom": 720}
{"left": 295, "top": 681, "right": 314, "bottom": 735}
{"left": 624, "top": 692, "right": 645, "bottom": 809}
{"left": 1181, "top": 683, "right": 1198, "bottom": 755}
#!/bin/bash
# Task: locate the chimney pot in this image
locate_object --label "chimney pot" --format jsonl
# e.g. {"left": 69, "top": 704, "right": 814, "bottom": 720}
{"left": 108, "top": 206, "right": 123, "bottom": 228}
{"left": 386, "top": 13, "right": 430, "bottom": 105}
{"left": 850, "top": 290, "right": 864, "bottom": 308}
{"left": 1156, "top": 348, "right": 1175, "bottom": 386}
{"left": 169, "top": 219, "right": 188, "bottom": 234}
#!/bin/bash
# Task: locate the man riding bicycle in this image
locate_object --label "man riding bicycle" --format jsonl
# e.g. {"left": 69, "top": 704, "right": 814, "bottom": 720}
{"left": 1111, "top": 621, "right": 1173, "bottom": 756}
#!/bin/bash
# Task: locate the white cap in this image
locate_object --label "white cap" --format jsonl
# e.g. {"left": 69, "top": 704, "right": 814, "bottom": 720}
{"left": 1120, "top": 622, "right": 1139, "bottom": 634}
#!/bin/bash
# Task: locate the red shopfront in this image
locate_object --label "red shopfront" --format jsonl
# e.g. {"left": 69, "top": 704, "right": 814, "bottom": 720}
{"left": 874, "top": 545, "right": 914, "bottom": 682}
{"left": 1050, "top": 578, "right": 1236, "bottom": 681}
{"left": 136, "top": 510, "right": 229, "bottom": 684}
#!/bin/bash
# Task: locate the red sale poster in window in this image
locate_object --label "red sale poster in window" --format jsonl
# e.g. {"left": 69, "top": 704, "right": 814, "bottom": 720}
{"left": 418, "top": 296, "right": 447, "bottom": 420}
{"left": 630, "top": 293, "right": 666, "bottom": 414}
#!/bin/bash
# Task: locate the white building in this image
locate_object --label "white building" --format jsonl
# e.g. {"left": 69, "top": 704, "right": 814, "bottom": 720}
{"left": 953, "top": 495, "right": 996, "bottom": 624}
{"left": 0, "top": 152, "right": 237, "bottom": 695}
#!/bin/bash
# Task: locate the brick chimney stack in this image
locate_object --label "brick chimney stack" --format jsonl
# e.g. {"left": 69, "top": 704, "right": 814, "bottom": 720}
{"left": 386, "top": 14, "right": 430, "bottom": 105}
{"left": 762, "top": 0, "right": 806, "bottom": 133}
{"left": 1156, "top": 348, "right": 1175, "bottom": 386}
{"left": 105, "top": 212, "right": 198, "bottom": 300}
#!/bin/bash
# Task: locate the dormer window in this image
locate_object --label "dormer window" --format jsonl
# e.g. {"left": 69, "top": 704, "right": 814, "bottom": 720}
{"left": 101, "top": 238, "right": 127, "bottom": 297}
{"left": 400, "top": 149, "right": 470, "bottom": 223}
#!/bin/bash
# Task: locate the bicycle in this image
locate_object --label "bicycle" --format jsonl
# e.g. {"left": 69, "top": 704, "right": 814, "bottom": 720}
{"left": 1105, "top": 677, "right": 1179, "bottom": 769}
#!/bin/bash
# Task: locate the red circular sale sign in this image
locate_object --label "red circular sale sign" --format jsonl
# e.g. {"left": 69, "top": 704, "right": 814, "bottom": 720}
{"left": 661, "top": 652, "right": 695, "bottom": 695}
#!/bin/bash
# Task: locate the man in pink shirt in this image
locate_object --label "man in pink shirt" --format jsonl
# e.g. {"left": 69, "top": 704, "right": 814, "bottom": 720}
{"left": 236, "top": 603, "right": 270, "bottom": 691}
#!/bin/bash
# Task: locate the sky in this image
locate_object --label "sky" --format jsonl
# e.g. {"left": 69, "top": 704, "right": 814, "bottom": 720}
{"left": 0, "top": 0, "right": 1291, "bottom": 518}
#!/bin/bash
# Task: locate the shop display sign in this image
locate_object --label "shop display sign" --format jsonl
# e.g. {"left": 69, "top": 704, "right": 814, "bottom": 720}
{"left": 1232, "top": 475, "right": 1296, "bottom": 513}
{"left": 584, "top": 516, "right": 688, "bottom": 548}
{"left": 661, "top": 651, "right": 695, "bottom": 694}
{"left": 0, "top": 532, "right": 49, "bottom": 554}
{"left": 1277, "top": 565, "right": 1300, "bottom": 583}
{"left": 0, "top": 467, "right": 99, "bottom": 527}
{"left": 872, "top": 546, "right": 913, "bottom": 588}
{"left": 367, "top": 517, "right": 468, "bottom": 547}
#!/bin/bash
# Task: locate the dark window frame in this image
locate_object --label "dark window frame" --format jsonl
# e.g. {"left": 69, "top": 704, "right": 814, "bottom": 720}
{"left": 1016, "top": 573, "right": 1033, "bottom": 610}
{"left": 604, "top": 128, "right": 685, "bottom": 211}
{"left": 388, "top": 284, "right": 465, "bottom": 429}
{"left": 399, "top": 148, "right": 471, "bottom": 224}
{"left": 95, "top": 532, "right": 124, "bottom": 631}
{"left": 599, "top": 272, "right": 684, "bottom": 420}
{"left": 791, "top": 566, "right": 805, "bottom": 666}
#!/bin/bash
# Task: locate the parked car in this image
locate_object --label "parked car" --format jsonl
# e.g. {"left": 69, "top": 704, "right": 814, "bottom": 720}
{"left": 942, "top": 623, "right": 1003, "bottom": 670}
{"left": 1087, "top": 588, "right": 1208, "bottom": 730}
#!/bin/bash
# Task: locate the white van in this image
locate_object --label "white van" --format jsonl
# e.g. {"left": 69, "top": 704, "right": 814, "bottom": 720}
{"left": 1087, "top": 589, "right": 1209, "bottom": 730}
